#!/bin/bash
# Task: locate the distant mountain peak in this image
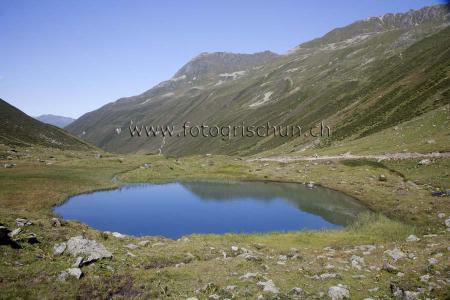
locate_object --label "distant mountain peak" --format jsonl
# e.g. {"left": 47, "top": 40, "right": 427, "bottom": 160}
{"left": 35, "top": 114, "right": 75, "bottom": 128}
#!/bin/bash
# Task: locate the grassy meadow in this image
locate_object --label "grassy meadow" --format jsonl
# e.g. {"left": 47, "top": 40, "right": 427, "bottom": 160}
{"left": 0, "top": 144, "right": 449, "bottom": 299}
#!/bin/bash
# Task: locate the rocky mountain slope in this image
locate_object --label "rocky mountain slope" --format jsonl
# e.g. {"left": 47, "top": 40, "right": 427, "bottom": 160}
{"left": 35, "top": 114, "right": 75, "bottom": 128}
{"left": 66, "top": 5, "right": 450, "bottom": 156}
{"left": 0, "top": 99, "right": 93, "bottom": 150}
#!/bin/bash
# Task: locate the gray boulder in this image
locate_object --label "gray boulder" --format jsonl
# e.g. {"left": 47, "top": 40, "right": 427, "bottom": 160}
{"left": 66, "top": 236, "right": 112, "bottom": 264}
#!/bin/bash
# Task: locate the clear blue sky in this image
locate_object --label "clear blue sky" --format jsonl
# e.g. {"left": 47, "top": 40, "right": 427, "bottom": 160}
{"left": 0, "top": 0, "right": 445, "bottom": 118}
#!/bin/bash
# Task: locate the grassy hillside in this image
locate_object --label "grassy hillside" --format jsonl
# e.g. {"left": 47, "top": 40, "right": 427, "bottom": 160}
{"left": 0, "top": 99, "right": 94, "bottom": 151}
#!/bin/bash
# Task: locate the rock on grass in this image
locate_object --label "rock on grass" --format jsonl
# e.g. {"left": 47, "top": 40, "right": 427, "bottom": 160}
{"left": 328, "top": 284, "right": 349, "bottom": 299}
{"left": 66, "top": 236, "right": 112, "bottom": 264}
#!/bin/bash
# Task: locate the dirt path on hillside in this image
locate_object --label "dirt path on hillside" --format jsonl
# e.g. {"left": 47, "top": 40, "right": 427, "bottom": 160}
{"left": 250, "top": 151, "right": 450, "bottom": 163}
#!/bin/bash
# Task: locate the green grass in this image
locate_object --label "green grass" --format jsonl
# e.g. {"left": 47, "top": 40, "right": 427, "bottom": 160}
{"left": 0, "top": 146, "right": 449, "bottom": 299}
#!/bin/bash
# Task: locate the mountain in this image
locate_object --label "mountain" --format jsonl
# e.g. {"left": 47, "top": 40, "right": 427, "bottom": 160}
{"left": 66, "top": 5, "right": 450, "bottom": 156}
{"left": 0, "top": 99, "right": 94, "bottom": 150}
{"left": 35, "top": 114, "right": 75, "bottom": 128}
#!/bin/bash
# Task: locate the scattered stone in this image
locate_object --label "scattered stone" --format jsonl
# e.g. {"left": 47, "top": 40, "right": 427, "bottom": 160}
{"left": 239, "top": 272, "right": 259, "bottom": 280}
{"left": 320, "top": 273, "right": 341, "bottom": 280}
{"left": 16, "top": 218, "right": 32, "bottom": 227}
{"left": 427, "top": 257, "right": 438, "bottom": 265}
{"left": 350, "top": 255, "right": 365, "bottom": 269}
{"left": 138, "top": 240, "right": 150, "bottom": 246}
{"left": 404, "top": 291, "right": 420, "bottom": 300}
{"left": 444, "top": 218, "right": 450, "bottom": 228}
{"left": 420, "top": 274, "right": 431, "bottom": 282}
{"left": 111, "top": 232, "right": 126, "bottom": 238}
{"left": 378, "top": 174, "right": 387, "bottom": 182}
{"left": 390, "top": 282, "right": 404, "bottom": 298}
{"left": 406, "top": 235, "right": 419, "bottom": 242}
{"left": 58, "top": 268, "right": 82, "bottom": 281}
{"left": 51, "top": 218, "right": 62, "bottom": 227}
{"left": 4, "top": 163, "right": 17, "bottom": 168}
{"left": 8, "top": 228, "right": 21, "bottom": 238}
{"left": 243, "top": 253, "right": 262, "bottom": 262}
{"left": 175, "top": 263, "right": 185, "bottom": 268}
{"left": 383, "top": 261, "right": 399, "bottom": 273}
{"left": 368, "top": 287, "right": 379, "bottom": 293}
{"left": 306, "top": 182, "right": 315, "bottom": 188}
{"left": 257, "top": 279, "right": 279, "bottom": 294}
{"left": 437, "top": 213, "right": 445, "bottom": 219}
{"left": 56, "top": 271, "right": 68, "bottom": 282}
{"left": 226, "top": 285, "right": 237, "bottom": 291}
{"left": 208, "top": 294, "right": 220, "bottom": 300}
{"left": 356, "top": 244, "right": 377, "bottom": 254}
{"left": 384, "top": 248, "right": 406, "bottom": 261}
{"left": 180, "top": 252, "right": 192, "bottom": 262}
{"left": 178, "top": 236, "right": 190, "bottom": 243}
{"left": 397, "top": 272, "right": 405, "bottom": 277}
{"left": 125, "top": 243, "right": 138, "bottom": 250}
{"left": 66, "top": 236, "right": 112, "bottom": 264}
{"left": 126, "top": 251, "right": 136, "bottom": 257}
{"left": 418, "top": 159, "right": 431, "bottom": 166}
{"left": 231, "top": 246, "right": 239, "bottom": 252}
{"left": 328, "top": 284, "right": 349, "bottom": 300}
{"left": 186, "top": 298, "right": 198, "bottom": 300}
{"left": 276, "top": 255, "right": 286, "bottom": 262}
{"left": 53, "top": 242, "right": 67, "bottom": 256}
{"left": 289, "top": 287, "right": 304, "bottom": 296}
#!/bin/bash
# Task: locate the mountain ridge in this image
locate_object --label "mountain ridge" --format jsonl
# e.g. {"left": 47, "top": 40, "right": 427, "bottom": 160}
{"left": 66, "top": 4, "right": 450, "bottom": 156}
{"left": 35, "top": 114, "right": 75, "bottom": 128}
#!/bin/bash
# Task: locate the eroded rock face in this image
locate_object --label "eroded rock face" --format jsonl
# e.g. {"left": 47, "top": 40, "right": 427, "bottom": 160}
{"left": 66, "top": 236, "right": 112, "bottom": 264}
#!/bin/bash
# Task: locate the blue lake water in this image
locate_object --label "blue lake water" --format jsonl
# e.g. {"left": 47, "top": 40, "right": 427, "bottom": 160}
{"left": 54, "top": 181, "right": 369, "bottom": 239}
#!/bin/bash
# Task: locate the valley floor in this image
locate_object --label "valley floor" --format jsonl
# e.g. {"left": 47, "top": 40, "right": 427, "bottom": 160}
{"left": 0, "top": 146, "right": 449, "bottom": 299}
